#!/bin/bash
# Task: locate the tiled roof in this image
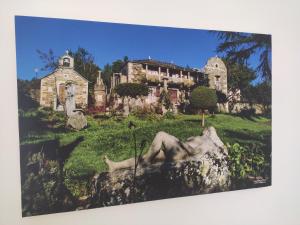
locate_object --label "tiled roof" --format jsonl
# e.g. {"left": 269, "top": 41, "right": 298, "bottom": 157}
{"left": 130, "top": 59, "right": 201, "bottom": 73}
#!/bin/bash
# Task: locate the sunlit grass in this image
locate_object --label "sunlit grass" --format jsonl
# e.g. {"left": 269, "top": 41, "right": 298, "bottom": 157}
{"left": 20, "top": 111, "right": 271, "bottom": 197}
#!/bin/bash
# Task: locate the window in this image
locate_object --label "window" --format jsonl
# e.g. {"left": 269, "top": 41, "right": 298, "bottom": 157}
{"left": 215, "top": 76, "right": 221, "bottom": 90}
{"left": 63, "top": 57, "right": 70, "bottom": 67}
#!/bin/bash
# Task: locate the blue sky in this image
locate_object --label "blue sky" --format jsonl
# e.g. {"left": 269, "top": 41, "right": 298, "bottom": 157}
{"left": 15, "top": 16, "right": 260, "bottom": 80}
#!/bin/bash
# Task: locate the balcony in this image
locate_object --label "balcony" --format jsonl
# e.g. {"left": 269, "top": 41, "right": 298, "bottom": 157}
{"left": 146, "top": 73, "right": 195, "bottom": 87}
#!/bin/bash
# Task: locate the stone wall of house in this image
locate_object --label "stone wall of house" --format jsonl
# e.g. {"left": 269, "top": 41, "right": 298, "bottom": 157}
{"left": 94, "top": 76, "right": 106, "bottom": 109}
{"left": 231, "top": 103, "right": 265, "bottom": 114}
{"left": 40, "top": 68, "right": 88, "bottom": 109}
{"left": 204, "top": 57, "right": 227, "bottom": 95}
{"left": 127, "top": 62, "right": 146, "bottom": 83}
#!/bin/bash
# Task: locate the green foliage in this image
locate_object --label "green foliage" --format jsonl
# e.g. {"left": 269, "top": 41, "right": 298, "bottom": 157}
{"left": 36, "top": 49, "right": 58, "bottom": 72}
{"left": 159, "top": 89, "right": 172, "bottom": 110}
{"left": 190, "top": 86, "right": 217, "bottom": 110}
{"left": 17, "top": 78, "right": 41, "bottom": 110}
{"left": 102, "top": 63, "right": 113, "bottom": 89}
{"left": 215, "top": 32, "right": 272, "bottom": 81}
{"left": 163, "top": 111, "right": 176, "bottom": 119}
{"left": 20, "top": 110, "right": 271, "bottom": 199}
{"left": 227, "top": 143, "right": 267, "bottom": 179}
{"left": 69, "top": 47, "right": 100, "bottom": 85}
{"left": 216, "top": 90, "right": 227, "bottom": 103}
{"left": 101, "top": 57, "right": 128, "bottom": 89}
{"left": 21, "top": 149, "right": 75, "bottom": 216}
{"left": 131, "top": 107, "right": 160, "bottom": 121}
{"left": 243, "top": 82, "right": 271, "bottom": 115}
{"left": 224, "top": 59, "right": 256, "bottom": 93}
{"left": 115, "top": 83, "right": 149, "bottom": 98}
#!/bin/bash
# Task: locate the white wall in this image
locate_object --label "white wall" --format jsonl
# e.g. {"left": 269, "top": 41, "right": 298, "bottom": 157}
{"left": 0, "top": 0, "right": 300, "bottom": 224}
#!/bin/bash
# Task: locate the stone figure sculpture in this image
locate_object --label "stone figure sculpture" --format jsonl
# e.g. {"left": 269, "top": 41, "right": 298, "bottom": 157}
{"left": 65, "top": 83, "right": 76, "bottom": 117}
{"left": 104, "top": 126, "right": 227, "bottom": 172}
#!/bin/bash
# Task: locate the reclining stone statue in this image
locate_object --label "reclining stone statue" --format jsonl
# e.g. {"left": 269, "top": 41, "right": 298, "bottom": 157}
{"left": 104, "top": 126, "right": 227, "bottom": 172}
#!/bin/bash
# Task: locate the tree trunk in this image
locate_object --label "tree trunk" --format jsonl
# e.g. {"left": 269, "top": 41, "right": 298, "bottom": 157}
{"left": 201, "top": 111, "right": 205, "bottom": 127}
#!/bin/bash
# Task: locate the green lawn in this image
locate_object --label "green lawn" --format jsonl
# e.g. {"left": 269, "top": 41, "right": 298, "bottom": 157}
{"left": 19, "top": 111, "right": 271, "bottom": 197}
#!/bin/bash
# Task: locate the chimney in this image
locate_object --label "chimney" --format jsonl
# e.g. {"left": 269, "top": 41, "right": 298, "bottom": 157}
{"left": 98, "top": 70, "right": 102, "bottom": 84}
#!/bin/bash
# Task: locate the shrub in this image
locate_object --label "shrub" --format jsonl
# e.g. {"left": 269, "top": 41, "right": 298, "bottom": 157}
{"left": 21, "top": 150, "right": 75, "bottom": 216}
{"left": 216, "top": 90, "right": 227, "bottom": 103}
{"left": 115, "top": 83, "right": 149, "bottom": 98}
{"left": 190, "top": 86, "right": 217, "bottom": 126}
{"left": 159, "top": 89, "right": 172, "bottom": 110}
{"left": 163, "top": 111, "right": 176, "bottom": 119}
{"left": 227, "top": 143, "right": 266, "bottom": 179}
{"left": 131, "top": 106, "right": 160, "bottom": 121}
{"left": 239, "top": 107, "right": 256, "bottom": 118}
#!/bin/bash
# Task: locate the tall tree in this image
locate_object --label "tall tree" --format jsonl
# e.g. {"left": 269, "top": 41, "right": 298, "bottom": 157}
{"left": 243, "top": 82, "right": 271, "bottom": 113}
{"left": 102, "top": 63, "right": 113, "bottom": 89}
{"left": 215, "top": 32, "right": 271, "bottom": 82}
{"left": 36, "top": 49, "right": 58, "bottom": 72}
{"left": 102, "top": 56, "right": 129, "bottom": 90}
{"left": 223, "top": 59, "right": 256, "bottom": 110}
{"left": 68, "top": 47, "right": 100, "bottom": 84}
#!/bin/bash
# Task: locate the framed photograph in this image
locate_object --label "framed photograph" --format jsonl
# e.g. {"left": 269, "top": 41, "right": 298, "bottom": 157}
{"left": 15, "top": 16, "right": 271, "bottom": 217}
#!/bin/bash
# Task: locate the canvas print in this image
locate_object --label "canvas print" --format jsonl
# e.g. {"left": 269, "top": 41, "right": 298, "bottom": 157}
{"left": 15, "top": 16, "right": 272, "bottom": 217}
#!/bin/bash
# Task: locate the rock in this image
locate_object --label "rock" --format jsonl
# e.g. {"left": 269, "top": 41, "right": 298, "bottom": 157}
{"left": 66, "top": 111, "right": 87, "bottom": 131}
{"left": 90, "top": 130, "right": 231, "bottom": 207}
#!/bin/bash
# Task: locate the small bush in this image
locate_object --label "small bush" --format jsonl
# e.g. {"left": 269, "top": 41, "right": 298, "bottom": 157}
{"left": 190, "top": 87, "right": 217, "bottom": 110}
{"left": 163, "top": 111, "right": 176, "bottom": 119}
{"left": 239, "top": 107, "right": 256, "bottom": 117}
{"left": 159, "top": 89, "right": 172, "bottom": 110}
{"left": 227, "top": 143, "right": 266, "bottom": 179}
{"left": 131, "top": 106, "right": 160, "bottom": 121}
{"left": 115, "top": 83, "right": 149, "bottom": 98}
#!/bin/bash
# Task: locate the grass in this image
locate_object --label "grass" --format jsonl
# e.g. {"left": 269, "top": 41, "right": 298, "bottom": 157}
{"left": 19, "top": 110, "right": 271, "bottom": 197}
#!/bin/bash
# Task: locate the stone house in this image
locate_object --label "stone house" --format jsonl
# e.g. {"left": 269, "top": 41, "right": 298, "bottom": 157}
{"left": 40, "top": 52, "right": 89, "bottom": 111}
{"left": 111, "top": 56, "right": 228, "bottom": 111}
{"left": 39, "top": 53, "right": 228, "bottom": 113}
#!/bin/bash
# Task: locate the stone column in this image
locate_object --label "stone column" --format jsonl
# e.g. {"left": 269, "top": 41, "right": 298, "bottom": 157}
{"left": 145, "top": 64, "right": 148, "bottom": 79}
{"left": 180, "top": 70, "right": 183, "bottom": 82}
{"left": 188, "top": 71, "right": 190, "bottom": 79}
{"left": 158, "top": 66, "right": 161, "bottom": 81}
{"left": 163, "top": 78, "right": 168, "bottom": 91}
{"left": 167, "top": 68, "right": 169, "bottom": 77}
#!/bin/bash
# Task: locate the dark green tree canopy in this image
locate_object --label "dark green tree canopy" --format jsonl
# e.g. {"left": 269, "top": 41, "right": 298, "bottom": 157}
{"left": 159, "top": 89, "right": 172, "bottom": 109}
{"left": 243, "top": 82, "right": 271, "bottom": 106}
{"left": 216, "top": 90, "right": 227, "bottom": 103}
{"left": 224, "top": 58, "right": 256, "bottom": 92}
{"left": 36, "top": 49, "right": 58, "bottom": 72}
{"left": 215, "top": 32, "right": 271, "bottom": 82}
{"left": 68, "top": 47, "right": 100, "bottom": 84}
{"left": 37, "top": 47, "right": 100, "bottom": 84}
{"left": 101, "top": 56, "right": 129, "bottom": 89}
{"left": 115, "top": 83, "right": 149, "bottom": 98}
{"left": 190, "top": 87, "right": 217, "bottom": 110}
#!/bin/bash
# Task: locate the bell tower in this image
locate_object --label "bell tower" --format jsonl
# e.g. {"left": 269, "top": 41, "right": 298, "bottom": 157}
{"left": 58, "top": 50, "right": 74, "bottom": 69}
{"left": 204, "top": 56, "right": 227, "bottom": 95}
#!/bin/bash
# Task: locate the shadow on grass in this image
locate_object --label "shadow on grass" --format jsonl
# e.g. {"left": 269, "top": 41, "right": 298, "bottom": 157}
{"left": 20, "top": 136, "right": 84, "bottom": 216}
{"left": 18, "top": 112, "right": 67, "bottom": 139}
{"left": 223, "top": 129, "right": 271, "bottom": 146}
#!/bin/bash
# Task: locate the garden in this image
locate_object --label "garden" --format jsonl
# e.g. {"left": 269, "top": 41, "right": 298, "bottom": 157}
{"left": 19, "top": 107, "right": 271, "bottom": 216}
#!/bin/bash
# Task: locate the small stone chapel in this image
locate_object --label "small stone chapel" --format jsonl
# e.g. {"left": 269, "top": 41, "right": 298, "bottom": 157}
{"left": 40, "top": 52, "right": 89, "bottom": 111}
